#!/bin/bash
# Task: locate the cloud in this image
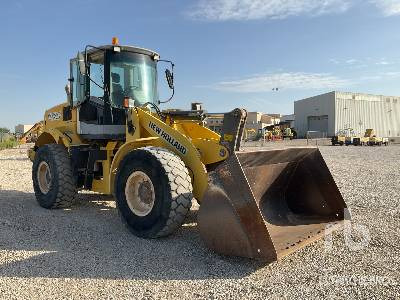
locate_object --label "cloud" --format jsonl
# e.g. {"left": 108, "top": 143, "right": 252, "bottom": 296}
{"left": 381, "top": 71, "right": 400, "bottom": 78}
{"left": 329, "top": 57, "right": 397, "bottom": 68}
{"left": 186, "top": 0, "right": 400, "bottom": 20}
{"left": 353, "top": 71, "right": 400, "bottom": 82}
{"left": 186, "top": 0, "right": 352, "bottom": 21}
{"left": 376, "top": 60, "right": 390, "bottom": 65}
{"left": 370, "top": 0, "right": 400, "bottom": 16}
{"left": 345, "top": 59, "right": 359, "bottom": 65}
{"left": 212, "top": 72, "right": 351, "bottom": 92}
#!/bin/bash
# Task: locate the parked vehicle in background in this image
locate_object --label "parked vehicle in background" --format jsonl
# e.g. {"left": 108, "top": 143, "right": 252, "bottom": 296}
{"left": 353, "top": 136, "right": 369, "bottom": 146}
{"left": 259, "top": 123, "right": 296, "bottom": 141}
{"left": 353, "top": 129, "right": 389, "bottom": 146}
{"left": 282, "top": 127, "right": 294, "bottom": 140}
{"left": 331, "top": 128, "right": 354, "bottom": 146}
{"left": 344, "top": 129, "right": 356, "bottom": 146}
{"left": 19, "top": 121, "right": 43, "bottom": 144}
{"left": 331, "top": 135, "right": 345, "bottom": 146}
{"left": 364, "top": 129, "right": 389, "bottom": 146}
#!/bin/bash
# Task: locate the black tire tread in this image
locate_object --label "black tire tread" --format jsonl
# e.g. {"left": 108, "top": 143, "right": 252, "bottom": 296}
{"left": 33, "top": 144, "right": 76, "bottom": 208}
{"left": 142, "top": 147, "right": 193, "bottom": 237}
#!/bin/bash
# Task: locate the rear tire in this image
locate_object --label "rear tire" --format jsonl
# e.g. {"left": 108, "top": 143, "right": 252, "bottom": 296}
{"left": 32, "top": 144, "right": 77, "bottom": 209}
{"left": 115, "top": 147, "right": 193, "bottom": 238}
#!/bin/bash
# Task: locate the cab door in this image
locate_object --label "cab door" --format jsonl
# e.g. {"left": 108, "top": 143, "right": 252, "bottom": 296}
{"left": 70, "top": 58, "right": 86, "bottom": 105}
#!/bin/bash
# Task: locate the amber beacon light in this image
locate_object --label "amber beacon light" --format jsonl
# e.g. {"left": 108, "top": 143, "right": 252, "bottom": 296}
{"left": 112, "top": 37, "right": 119, "bottom": 45}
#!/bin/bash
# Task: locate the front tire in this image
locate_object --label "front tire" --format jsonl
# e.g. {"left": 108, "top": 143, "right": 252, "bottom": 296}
{"left": 32, "top": 144, "right": 77, "bottom": 208}
{"left": 115, "top": 147, "right": 193, "bottom": 238}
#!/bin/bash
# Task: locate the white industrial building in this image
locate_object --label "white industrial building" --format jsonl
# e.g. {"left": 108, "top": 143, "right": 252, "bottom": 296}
{"left": 281, "top": 114, "right": 295, "bottom": 128}
{"left": 15, "top": 124, "right": 33, "bottom": 135}
{"left": 294, "top": 91, "right": 400, "bottom": 138}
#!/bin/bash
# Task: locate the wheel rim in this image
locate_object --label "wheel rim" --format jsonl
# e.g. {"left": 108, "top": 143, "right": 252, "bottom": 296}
{"left": 125, "top": 171, "right": 155, "bottom": 217}
{"left": 37, "top": 161, "right": 52, "bottom": 194}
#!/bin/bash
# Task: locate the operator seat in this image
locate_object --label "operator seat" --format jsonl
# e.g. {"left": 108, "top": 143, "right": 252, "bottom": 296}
{"left": 111, "top": 72, "right": 124, "bottom": 107}
{"left": 77, "top": 72, "right": 126, "bottom": 140}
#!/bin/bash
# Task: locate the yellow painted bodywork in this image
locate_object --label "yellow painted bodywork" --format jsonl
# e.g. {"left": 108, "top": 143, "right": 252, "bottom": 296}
{"left": 364, "top": 129, "right": 383, "bottom": 144}
{"left": 28, "top": 103, "right": 85, "bottom": 162}
{"left": 170, "top": 121, "right": 228, "bottom": 165}
{"left": 38, "top": 103, "right": 84, "bottom": 146}
{"left": 337, "top": 135, "right": 346, "bottom": 143}
{"left": 123, "top": 108, "right": 221, "bottom": 200}
{"left": 31, "top": 104, "right": 228, "bottom": 202}
{"left": 360, "top": 137, "right": 370, "bottom": 143}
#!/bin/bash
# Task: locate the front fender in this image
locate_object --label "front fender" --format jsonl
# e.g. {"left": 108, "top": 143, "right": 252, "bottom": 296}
{"left": 109, "top": 137, "right": 162, "bottom": 196}
{"left": 136, "top": 108, "right": 208, "bottom": 201}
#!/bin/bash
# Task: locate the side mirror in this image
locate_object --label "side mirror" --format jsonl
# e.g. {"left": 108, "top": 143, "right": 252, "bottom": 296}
{"left": 165, "top": 69, "right": 174, "bottom": 89}
{"left": 77, "top": 52, "right": 86, "bottom": 75}
{"left": 65, "top": 83, "right": 72, "bottom": 104}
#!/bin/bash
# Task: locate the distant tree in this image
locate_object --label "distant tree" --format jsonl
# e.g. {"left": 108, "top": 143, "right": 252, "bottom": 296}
{"left": 0, "top": 127, "right": 10, "bottom": 134}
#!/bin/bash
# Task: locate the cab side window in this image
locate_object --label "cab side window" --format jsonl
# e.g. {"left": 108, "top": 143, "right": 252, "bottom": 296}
{"left": 88, "top": 52, "right": 105, "bottom": 99}
{"left": 89, "top": 62, "right": 104, "bottom": 98}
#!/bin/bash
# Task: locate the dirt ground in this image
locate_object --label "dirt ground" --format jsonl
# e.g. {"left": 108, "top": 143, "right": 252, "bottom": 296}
{"left": 0, "top": 143, "right": 399, "bottom": 299}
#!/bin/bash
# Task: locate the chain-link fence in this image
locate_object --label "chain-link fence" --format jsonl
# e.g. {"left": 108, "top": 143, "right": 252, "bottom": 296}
{"left": 306, "top": 131, "right": 329, "bottom": 146}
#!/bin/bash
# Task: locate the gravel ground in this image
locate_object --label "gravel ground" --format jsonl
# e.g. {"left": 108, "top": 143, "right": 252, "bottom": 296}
{"left": 0, "top": 142, "right": 399, "bottom": 299}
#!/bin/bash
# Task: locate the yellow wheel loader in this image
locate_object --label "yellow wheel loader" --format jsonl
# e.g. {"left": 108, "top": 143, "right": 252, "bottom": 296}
{"left": 29, "top": 39, "right": 348, "bottom": 262}
{"left": 331, "top": 130, "right": 346, "bottom": 146}
{"left": 19, "top": 121, "right": 43, "bottom": 144}
{"left": 363, "top": 129, "right": 388, "bottom": 146}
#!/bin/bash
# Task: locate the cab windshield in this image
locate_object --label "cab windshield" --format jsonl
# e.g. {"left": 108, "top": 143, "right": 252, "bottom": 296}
{"left": 109, "top": 51, "right": 158, "bottom": 107}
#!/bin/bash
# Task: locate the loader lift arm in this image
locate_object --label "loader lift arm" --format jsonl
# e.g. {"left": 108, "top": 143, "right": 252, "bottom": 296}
{"left": 219, "top": 108, "right": 247, "bottom": 153}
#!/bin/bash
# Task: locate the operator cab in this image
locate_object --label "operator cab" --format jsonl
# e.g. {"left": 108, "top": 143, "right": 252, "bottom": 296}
{"left": 68, "top": 41, "right": 160, "bottom": 140}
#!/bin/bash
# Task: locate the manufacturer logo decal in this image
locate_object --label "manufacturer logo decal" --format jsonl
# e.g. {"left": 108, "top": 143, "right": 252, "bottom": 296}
{"left": 48, "top": 112, "right": 61, "bottom": 121}
{"left": 148, "top": 121, "right": 187, "bottom": 155}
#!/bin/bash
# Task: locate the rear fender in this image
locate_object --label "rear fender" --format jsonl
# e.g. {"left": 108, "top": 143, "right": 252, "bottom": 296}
{"left": 35, "top": 129, "right": 70, "bottom": 148}
{"left": 29, "top": 129, "right": 70, "bottom": 161}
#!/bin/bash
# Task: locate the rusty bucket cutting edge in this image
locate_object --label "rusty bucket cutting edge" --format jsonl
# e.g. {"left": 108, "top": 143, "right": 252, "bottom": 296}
{"left": 198, "top": 147, "right": 349, "bottom": 262}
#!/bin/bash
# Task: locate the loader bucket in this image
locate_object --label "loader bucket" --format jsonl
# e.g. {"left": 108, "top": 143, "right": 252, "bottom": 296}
{"left": 198, "top": 147, "right": 348, "bottom": 262}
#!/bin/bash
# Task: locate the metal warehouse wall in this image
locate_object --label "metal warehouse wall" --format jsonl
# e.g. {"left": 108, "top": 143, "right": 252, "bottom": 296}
{"left": 335, "top": 92, "right": 400, "bottom": 137}
{"left": 294, "top": 92, "right": 336, "bottom": 137}
{"left": 294, "top": 91, "right": 400, "bottom": 138}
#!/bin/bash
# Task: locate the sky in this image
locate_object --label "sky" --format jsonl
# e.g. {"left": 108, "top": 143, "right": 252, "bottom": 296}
{"left": 0, "top": 0, "right": 400, "bottom": 130}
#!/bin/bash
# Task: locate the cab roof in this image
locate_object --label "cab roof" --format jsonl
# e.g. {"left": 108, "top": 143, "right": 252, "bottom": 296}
{"left": 85, "top": 44, "right": 159, "bottom": 58}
